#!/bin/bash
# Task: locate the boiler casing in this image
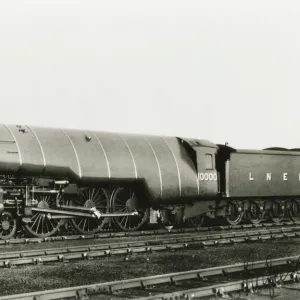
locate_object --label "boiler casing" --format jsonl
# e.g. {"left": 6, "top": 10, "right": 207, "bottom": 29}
{"left": 0, "top": 124, "right": 219, "bottom": 204}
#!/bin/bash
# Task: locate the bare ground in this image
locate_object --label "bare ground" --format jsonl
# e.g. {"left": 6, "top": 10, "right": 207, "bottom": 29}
{"left": 0, "top": 238, "right": 300, "bottom": 297}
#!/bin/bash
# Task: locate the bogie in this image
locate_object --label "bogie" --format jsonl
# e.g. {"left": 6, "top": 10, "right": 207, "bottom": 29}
{"left": 0, "top": 211, "right": 17, "bottom": 240}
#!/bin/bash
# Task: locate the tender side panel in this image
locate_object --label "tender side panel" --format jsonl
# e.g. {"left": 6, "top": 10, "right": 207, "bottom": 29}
{"left": 144, "top": 135, "right": 179, "bottom": 201}
{"left": 92, "top": 131, "right": 136, "bottom": 179}
{"left": 120, "top": 133, "right": 161, "bottom": 200}
{"left": 0, "top": 125, "right": 21, "bottom": 173}
{"left": 162, "top": 137, "right": 199, "bottom": 198}
{"left": 31, "top": 127, "right": 81, "bottom": 179}
{"left": 6, "top": 125, "right": 45, "bottom": 175}
{"left": 228, "top": 151, "right": 300, "bottom": 197}
{"left": 63, "top": 129, "right": 109, "bottom": 181}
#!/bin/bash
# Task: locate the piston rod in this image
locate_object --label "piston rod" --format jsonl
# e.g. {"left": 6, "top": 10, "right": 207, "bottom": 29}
{"left": 32, "top": 207, "right": 139, "bottom": 219}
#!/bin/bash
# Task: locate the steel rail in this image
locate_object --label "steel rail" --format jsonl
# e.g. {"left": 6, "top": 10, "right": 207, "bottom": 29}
{"left": 0, "top": 227, "right": 300, "bottom": 268}
{"left": 1, "top": 221, "right": 298, "bottom": 246}
{"left": 0, "top": 256, "right": 299, "bottom": 300}
{"left": 136, "top": 274, "right": 295, "bottom": 300}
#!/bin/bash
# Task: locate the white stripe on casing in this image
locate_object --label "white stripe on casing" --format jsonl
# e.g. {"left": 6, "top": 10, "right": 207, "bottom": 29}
{"left": 144, "top": 136, "right": 163, "bottom": 198}
{"left": 91, "top": 132, "right": 111, "bottom": 178}
{"left": 161, "top": 137, "right": 182, "bottom": 197}
{"left": 61, "top": 129, "right": 82, "bottom": 178}
{"left": 118, "top": 134, "right": 138, "bottom": 179}
{"left": 4, "top": 125, "right": 23, "bottom": 167}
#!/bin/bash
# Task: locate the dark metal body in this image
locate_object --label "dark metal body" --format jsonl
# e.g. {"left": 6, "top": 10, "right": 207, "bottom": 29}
{"left": 0, "top": 124, "right": 218, "bottom": 206}
{"left": 2, "top": 123, "right": 300, "bottom": 236}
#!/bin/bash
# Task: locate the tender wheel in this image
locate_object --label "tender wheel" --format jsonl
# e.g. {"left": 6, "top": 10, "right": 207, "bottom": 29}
{"left": 71, "top": 187, "right": 110, "bottom": 234}
{"left": 225, "top": 202, "right": 243, "bottom": 226}
{"left": 0, "top": 211, "right": 17, "bottom": 240}
{"left": 288, "top": 199, "right": 300, "bottom": 222}
{"left": 247, "top": 201, "right": 264, "bottom": 224}
{"left": 269, "top": 201, "right": 284, "bottom": 223}
{"left": 111, "top": 187, "right": 149, "bottom": 231}
{"left": 24, "top": 195, "right": 62, "bottom": 237}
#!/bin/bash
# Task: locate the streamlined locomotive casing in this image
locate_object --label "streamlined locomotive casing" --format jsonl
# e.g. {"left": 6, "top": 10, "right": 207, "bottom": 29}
{"left": 0, "top": 124, "right": 219, "bottom": 204}
{"left": 228, "top": 149, "right": 300, "bottom": 197}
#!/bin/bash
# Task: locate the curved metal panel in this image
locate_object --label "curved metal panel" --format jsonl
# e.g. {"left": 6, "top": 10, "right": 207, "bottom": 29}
{"left": 6, "top": 125, "right": 45, "bottom": 175}
{"left": 0, "top": 125, "right": 20, "bottom": 173}
{"left": 180, "top": 138, "right": 218, "bottom": 149}
{"left": 31, "top": 127, "right": 80, "bottom": 179}
{"left": 62, "top": 129, "right": 110, "bottom": 181}
{"left": 27, "top": 126, "right": 46, "bottom": 169}
{"left": 119, "top": 134, "right": 161, "bottom": 199}
{"left": 118, "top": 134, "right": 138, "bottom": 179}
{"left": 145, "top": 135, "right": 180, "bottom": 200}
{"left": 0, "top": 124, "right": 215, "bottom": 203}
{"left": 161, "top": 137, "right": 182, "bottom": 197}
{"left": 61, "top": 129, "right": 82, "bottom": 178}
{"left": 92, "top": 131, "right": 135, "bottom": 179}
{"left": 143, "top": 136, "right": 163, "bottom": 198}
{"left": 4, "top": 125, "right": 22, "bottom": 167}
{"left": 90, "top": 132, "right": 111, "bottom": 178}
{"left": 163, "top": 137, "right": 199, "bottom": 197}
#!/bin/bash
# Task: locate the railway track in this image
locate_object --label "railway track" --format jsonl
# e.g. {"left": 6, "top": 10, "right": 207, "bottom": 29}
{"left": 136, "top": 274, "right": 295, "bottom": 300}
{"left": 2, "top": 221, "right": 299, "bottom": 245}
{"left": 1, "top": 255, "right": 299, "bottom": 299}
{"left": 1, "top": 226, "right": 300, "bottom": 268}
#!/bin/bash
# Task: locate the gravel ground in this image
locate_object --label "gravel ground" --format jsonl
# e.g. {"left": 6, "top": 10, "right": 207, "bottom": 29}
{"left": 0, "top": 238, "right": 300, "bottom": 297}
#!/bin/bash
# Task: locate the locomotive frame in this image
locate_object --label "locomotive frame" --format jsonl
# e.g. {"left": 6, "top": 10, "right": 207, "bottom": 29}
{"left": 0, "top": 176, "right": 145, "bottom": 239}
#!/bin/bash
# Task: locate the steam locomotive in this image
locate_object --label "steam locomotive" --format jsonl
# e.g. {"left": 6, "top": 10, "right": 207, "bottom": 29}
{"left": 0, "top": 124, "right": 299, "bottom": 240}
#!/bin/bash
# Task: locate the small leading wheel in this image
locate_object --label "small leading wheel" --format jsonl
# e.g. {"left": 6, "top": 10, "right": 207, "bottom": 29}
{"left": 111, "top": 187, "right": 149, "bottom": 231}
{"left": 0, "top": 211, "right": 17, "bottom": 240}
{"left": 269, "top": 201, "right": 284, "bottom": 224}
{"left": 71, "top": 187, "right": 110, "bottom": 234}
{"left": 247, "top": 201, "right": 264, "bottom": 224}
{"left": 225, "top": 202, "right": 243, "bottom": 226}
{"left": 24, "top": 195, "right": 62, "bottom": 237}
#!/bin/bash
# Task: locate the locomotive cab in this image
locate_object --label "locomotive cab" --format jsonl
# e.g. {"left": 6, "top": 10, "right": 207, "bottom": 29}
{"left": 180, "top": 138, "right": 219, "bottom": 198}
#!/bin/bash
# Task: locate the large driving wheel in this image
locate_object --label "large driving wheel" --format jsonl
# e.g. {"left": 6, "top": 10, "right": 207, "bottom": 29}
{"left": 24, "top": 195, "right": 62, "bottom": 237}
{"left": 0, "top": 211, "right": 17, "bottom": 240}
{"left": 111, "top": 187, "right": 149, "bottom": 231}
{"left": 71, "top": 187, "right": 110, "bottom": 234}
{"left": 225, "top": 201, "right": 243, "bottom": 226}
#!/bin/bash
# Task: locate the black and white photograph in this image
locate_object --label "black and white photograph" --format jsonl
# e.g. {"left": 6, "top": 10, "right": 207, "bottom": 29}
{"left": 0, "top": 1, "right": 300, "bottom": 299}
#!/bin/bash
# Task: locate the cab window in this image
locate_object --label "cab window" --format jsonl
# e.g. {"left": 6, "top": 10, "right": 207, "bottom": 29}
{"left": 205, "top": 154, "right": 214, "bottom": 170}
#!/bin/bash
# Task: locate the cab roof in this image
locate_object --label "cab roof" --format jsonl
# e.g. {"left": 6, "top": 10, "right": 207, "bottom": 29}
{"left": 178, "top": 138, "right": 218, "bottom": 149}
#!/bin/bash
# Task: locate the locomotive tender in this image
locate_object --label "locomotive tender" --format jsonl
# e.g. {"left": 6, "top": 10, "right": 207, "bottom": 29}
{"left": 0, "top": 124, "right": 299, "bottom": 239}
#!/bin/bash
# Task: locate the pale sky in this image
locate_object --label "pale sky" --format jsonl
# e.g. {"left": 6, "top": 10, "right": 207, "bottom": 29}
{"left": 0, "top": 1, "right": 299, "bottom": 149}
